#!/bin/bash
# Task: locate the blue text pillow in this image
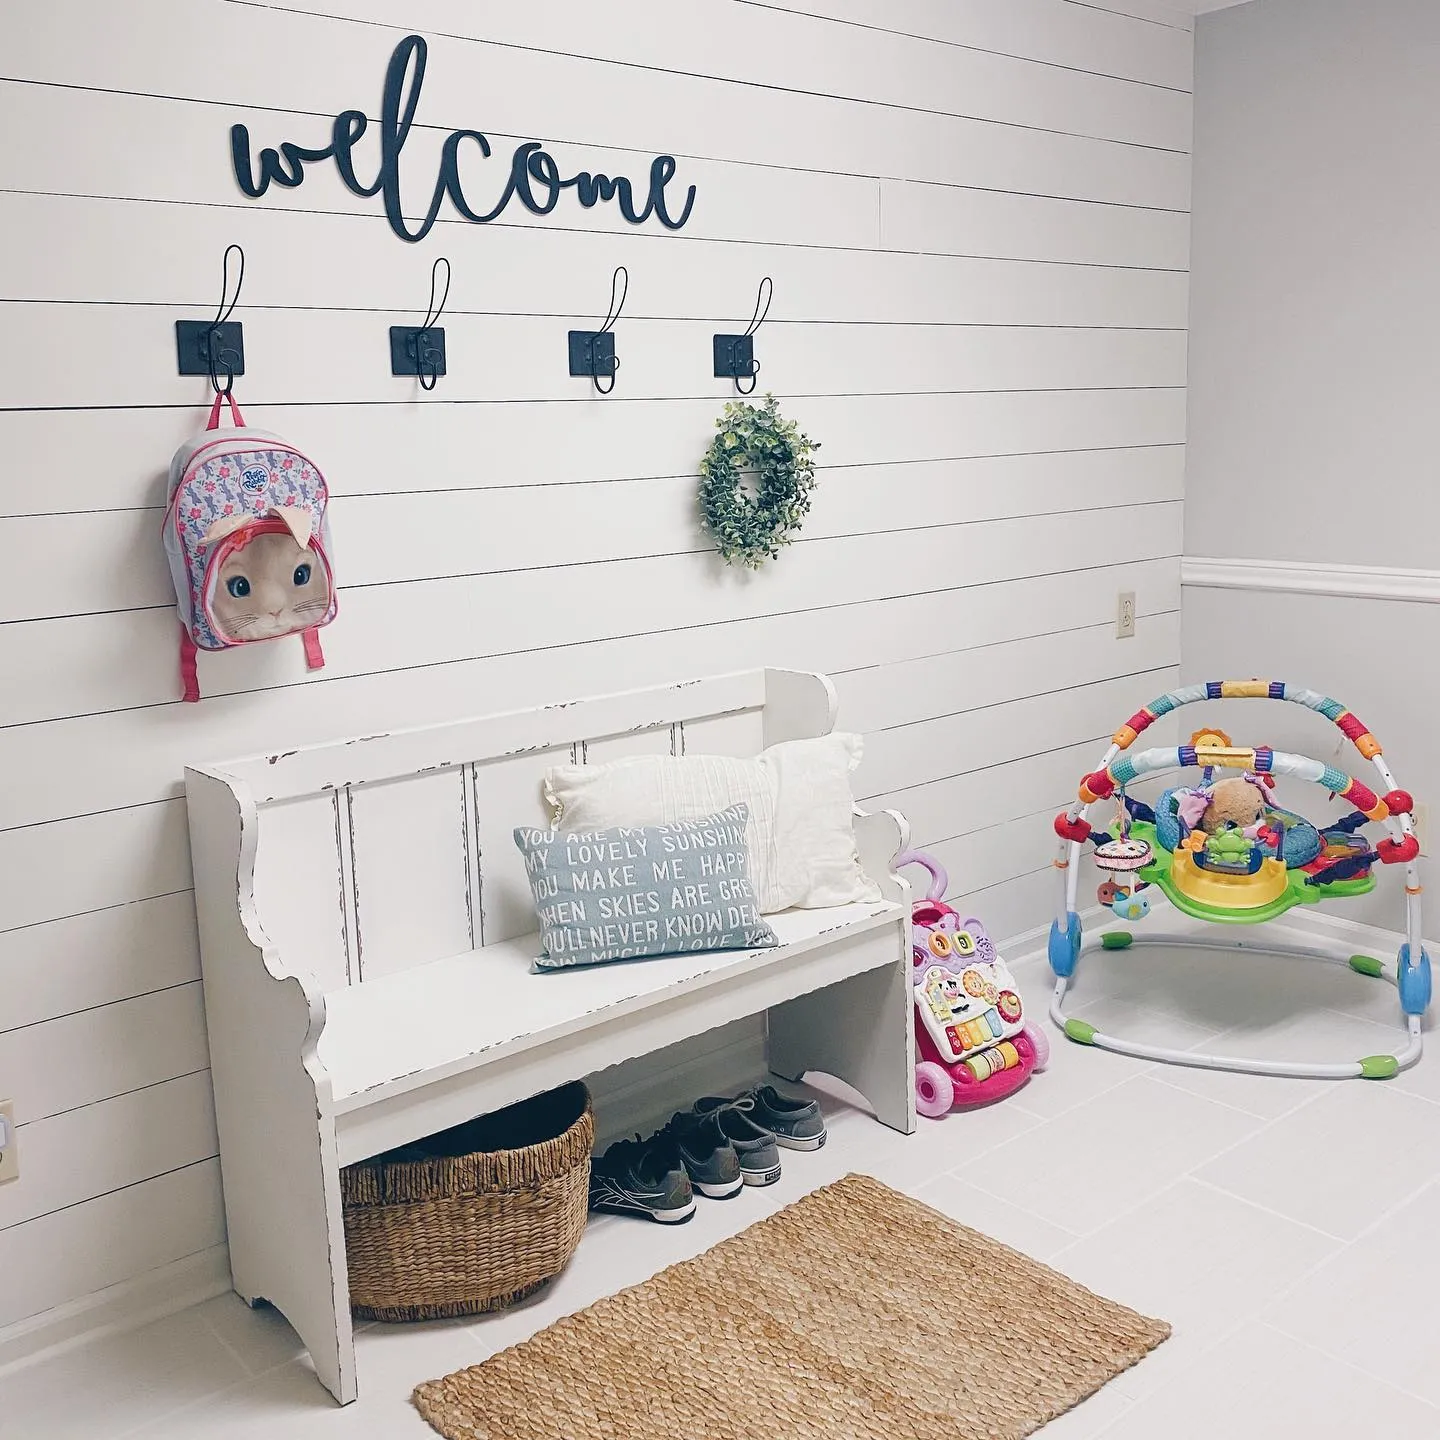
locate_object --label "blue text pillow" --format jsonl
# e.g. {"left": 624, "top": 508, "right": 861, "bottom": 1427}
{"left": 513, "top": 803, "right": 778, "bottom": 971}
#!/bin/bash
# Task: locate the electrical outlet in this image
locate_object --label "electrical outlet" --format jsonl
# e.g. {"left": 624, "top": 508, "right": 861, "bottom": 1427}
{"left": 1116, "top": 591, "right": 1136, "bottom": 639}
{"left": 1414, "top": 804, "right": 1429, "bottom": 856}
{"left": 0, "top": 1099, "right": 17, "bottom": 1185}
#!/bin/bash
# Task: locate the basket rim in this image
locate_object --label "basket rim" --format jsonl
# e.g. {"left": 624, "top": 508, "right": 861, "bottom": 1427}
{"left": 341, "top": 1082, "right": 593, "bottom": 1209}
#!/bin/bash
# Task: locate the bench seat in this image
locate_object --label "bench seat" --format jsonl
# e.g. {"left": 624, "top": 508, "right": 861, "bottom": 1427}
{"left": 321, "top": 900, "right": 903, "bottom": 1114}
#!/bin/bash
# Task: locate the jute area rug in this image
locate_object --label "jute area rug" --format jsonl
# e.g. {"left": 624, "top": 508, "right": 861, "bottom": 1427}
{"left": 414, "top": 1173, "right": 1168, "bottom": 1440}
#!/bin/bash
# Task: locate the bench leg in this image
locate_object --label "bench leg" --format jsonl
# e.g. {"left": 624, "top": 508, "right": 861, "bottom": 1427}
{"left": 221, "top": 1116, "right": 357, "bottom": 1405}
{"left": 767, "top": 955, "right": 916, "bottom": 1135}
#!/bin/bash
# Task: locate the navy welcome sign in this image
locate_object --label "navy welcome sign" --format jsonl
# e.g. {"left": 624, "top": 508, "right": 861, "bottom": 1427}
{"left": 230, "top": 35, "right": 697, "bottom": 243}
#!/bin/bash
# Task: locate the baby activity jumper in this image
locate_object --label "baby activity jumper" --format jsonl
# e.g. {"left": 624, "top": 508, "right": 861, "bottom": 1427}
{"left": 1049, "top": 680, "right": 1431, "bottom": 1080}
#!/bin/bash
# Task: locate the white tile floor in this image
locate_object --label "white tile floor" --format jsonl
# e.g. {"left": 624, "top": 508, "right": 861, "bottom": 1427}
{"left": 5, "top": 939, "right": 1439, "bottom": 1440}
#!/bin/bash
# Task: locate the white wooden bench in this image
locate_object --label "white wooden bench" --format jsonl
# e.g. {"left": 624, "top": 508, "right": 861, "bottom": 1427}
{"left": 185, "top": 669, "right": 915, "bottom": 1404}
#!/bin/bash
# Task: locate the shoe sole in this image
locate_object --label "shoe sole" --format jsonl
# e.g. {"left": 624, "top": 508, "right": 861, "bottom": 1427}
{"left": 591, "top": 1198, "right": 697, "bottom": 1224}
{"left": 741, "top": 1164, "right": 782, "bottom": 1186}
{"left": 695, "top": 1176, "right": 745, "bottom": 1200}
{"left": 771, "top": 1131, "right": 827, "bottom": 1151}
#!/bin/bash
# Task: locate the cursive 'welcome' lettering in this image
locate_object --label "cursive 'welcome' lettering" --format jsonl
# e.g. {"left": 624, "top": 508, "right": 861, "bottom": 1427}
{"left": 230, "top": 35, "right": 697, "bottom": 243}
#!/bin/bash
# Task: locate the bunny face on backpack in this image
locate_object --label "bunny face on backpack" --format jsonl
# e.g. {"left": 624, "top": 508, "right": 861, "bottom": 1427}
{"left": 209, "top": 519, "right": 332, "bottom": 643}
{"left": 164, "top": 394, "right": 337, "bottom": 701}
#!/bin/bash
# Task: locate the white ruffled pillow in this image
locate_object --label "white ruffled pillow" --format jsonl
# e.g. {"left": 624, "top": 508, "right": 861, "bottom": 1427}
{"left": 543, "top": 733, "right": 880, "bottom": 914}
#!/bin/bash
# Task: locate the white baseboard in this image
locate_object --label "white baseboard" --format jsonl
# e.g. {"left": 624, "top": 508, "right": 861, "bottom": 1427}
{"left": 0, "top": 1244, "right": 232, "bottom": 1377}
{"left": 1182, "top": 555, "right": 1440, "bottom": 605}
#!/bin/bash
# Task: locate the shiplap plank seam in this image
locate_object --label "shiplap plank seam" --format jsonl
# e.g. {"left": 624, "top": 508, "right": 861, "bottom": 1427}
{"left": 0, "top": 552, "right": 1184, "bottom": 730}
{"left": 0, "top": 1155, "right": 217, "bottom": 1236}
{"left": 2, "top": 660, "right": 1179, "bottom": 937}
{"left": 6, "top": 442, "right": 1186, "bottom": 518}
{"left": 0, "top": 82, "right": 1189, "bottom": 212}
{"left": 0, "top": 496, "right": 1183, "bottom": 629}
{"left": 2, "top": 41, "right": 1187, "bottom": 157}
{"left": 1, "top": 384, "right": 1188, "bottom": 418}
{"left": 3, "top": 175, "right": 1190, "bottom": 218}
{"left": 4, "top": 1064, "right": 210, "bottom": 1135}
{"left": 241, "top": 0, "right": 1194, "bottom": 95}
{"left": 725, "top": 0, "right": 1192, "bottom": 93}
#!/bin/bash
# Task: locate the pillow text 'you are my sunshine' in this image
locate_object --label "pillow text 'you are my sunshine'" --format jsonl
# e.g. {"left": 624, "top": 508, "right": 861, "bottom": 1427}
{"left": 513, "top": 804, "right": 777, "bottom": 971}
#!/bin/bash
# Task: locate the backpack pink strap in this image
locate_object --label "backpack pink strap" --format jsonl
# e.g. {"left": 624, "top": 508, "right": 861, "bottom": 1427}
{"left": 206, "top": 393, "right": 247, "bottom": 431}
{"left": 179, "top": 626, "right": 201, "bottom": 703}
{"left": 302, "top": 627, "right": 325, "bottom": 671}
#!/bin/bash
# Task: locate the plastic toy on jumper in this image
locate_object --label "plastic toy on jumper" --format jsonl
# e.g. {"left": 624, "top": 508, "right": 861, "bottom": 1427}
{"left": 1048, "top": 680, "right": 1430, "bottom": 1081}
{"left": 897, "top": 851, "right": 1049, "bottom": 1115}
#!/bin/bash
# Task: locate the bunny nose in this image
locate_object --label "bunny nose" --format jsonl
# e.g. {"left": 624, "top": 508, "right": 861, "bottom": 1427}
{"left": 269, "top": 608, "right": 284, "bottom": 619}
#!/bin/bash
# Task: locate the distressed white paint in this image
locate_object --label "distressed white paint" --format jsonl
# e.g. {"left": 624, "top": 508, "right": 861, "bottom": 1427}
{"left": 0, "top": 0, "right": 1190, "bottom": 1337}
{"left": 186, "top": 670, "right": 915, "bottom": 1402}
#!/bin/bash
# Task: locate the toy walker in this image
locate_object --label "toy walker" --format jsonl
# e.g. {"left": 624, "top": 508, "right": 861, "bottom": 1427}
{"left": 898, "top": 852, "right": 1048, "bottom": 1115}
{"left": 1050, "top": 679, "right": 1431, "bottom": 1080}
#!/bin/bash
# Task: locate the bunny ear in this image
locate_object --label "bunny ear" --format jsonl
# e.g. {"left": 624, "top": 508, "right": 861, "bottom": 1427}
{"left": 270, "top": 506, "right": 313, "bottom": 550}
{"left": 1175, "top": 789, "right": 1212, "bottom": 828}
{"left": 201, "top": 514, "right": 250, "bottom": 549}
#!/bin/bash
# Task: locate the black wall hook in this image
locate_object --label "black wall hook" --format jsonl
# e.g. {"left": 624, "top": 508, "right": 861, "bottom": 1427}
{"left": 390, "top": 256, "right": 451, "bottom": 390}
{"left": 568, "top": 265, "right": 627, "bottom": 395}
{"left": 713, "top": 276, "right": 772, "bottom": 395}
{"left": 176, "top": 244, "right": 247, "bottom": 394}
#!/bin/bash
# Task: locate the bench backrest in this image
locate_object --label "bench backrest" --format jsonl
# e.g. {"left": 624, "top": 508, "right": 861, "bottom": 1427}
{"left": 187, "top": 670, "right": 835, "bottom": 995}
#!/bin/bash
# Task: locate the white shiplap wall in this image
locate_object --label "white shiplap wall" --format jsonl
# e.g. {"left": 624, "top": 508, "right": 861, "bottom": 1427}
{"left": 0, "top": 0, "right": 1192, "bottom": 1329}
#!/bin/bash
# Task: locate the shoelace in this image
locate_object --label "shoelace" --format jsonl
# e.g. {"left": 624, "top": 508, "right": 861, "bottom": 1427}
{"left": 707, "top": 1093, "right": 758, "bottom": 1117}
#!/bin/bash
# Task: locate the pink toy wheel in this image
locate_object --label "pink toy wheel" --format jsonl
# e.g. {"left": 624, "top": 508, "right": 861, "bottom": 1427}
{"left": 1022, "top": 1023, "right": 1051, "bottom": 1073}
{"left": 914, "top": 1062, "right": 955, "bottom": 1118}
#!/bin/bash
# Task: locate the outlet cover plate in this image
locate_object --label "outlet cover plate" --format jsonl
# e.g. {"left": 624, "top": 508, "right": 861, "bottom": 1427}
{"left": 1116, "top": 591, "right": 1136, "bottom": 639}
{"left": 0, "top": 1099, "right": 17, "bottom": 1185}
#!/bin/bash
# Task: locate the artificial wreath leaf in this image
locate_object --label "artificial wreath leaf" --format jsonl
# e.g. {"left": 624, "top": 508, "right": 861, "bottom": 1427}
{"left": 698, "top": 393, "right": 819, "bottom": 569}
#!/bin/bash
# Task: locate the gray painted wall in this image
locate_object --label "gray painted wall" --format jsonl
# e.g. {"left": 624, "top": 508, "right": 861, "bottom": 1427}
{"left": 1185, "top": 0, "right": 1439, "bottom": 937}
{"left": 1186, "top": 0, "right": 1440, "bottom": 567}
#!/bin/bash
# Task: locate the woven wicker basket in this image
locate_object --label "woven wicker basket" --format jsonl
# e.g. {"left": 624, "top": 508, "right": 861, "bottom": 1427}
{"left": 340, "top": 1081, "right": 593, "bottom": 1322}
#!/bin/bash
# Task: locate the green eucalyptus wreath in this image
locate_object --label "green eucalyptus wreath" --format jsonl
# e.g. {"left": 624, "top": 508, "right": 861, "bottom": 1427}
{"left": 698, "top": 394, "right": 819, "bottom": 569}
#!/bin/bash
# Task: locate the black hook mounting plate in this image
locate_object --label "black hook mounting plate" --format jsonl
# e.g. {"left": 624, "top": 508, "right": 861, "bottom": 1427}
{"left": 176, "top": 320, "right": 245, "bottom": 378}
{"left": 390, "top": 325, "right": 447, "bottom": 379}
{"left": 568, "top": 329, "right": 617, "bottom": 379}
{"left": 713, "top": 333, "right": 755, "bottom": 380}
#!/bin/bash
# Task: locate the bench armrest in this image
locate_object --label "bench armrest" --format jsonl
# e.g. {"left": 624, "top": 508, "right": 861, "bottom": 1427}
{"left": 853, "top": 804, "right": 913, "bottom": 908}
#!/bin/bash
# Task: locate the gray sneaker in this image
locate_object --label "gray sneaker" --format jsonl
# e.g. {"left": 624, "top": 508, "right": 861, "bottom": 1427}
{"left": 659, "top": 1110, "right": 744, "bottom": 1199}
{"left": 692, "top": 1099, "right": 781, "bottom": 1185}
{"left": 742, "top": 1086, "right": 828, "bottom": 1151}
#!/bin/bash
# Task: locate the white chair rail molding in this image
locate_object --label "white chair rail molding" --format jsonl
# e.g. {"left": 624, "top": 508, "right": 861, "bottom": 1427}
{"left": 184, "top": 668, "right": 914, "bottom": 1404}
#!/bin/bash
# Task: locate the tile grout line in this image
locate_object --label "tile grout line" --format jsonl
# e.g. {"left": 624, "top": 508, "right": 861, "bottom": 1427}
{"left": 1256, "top": 1320, "right": 1440, "bottom": 1413}
{"left": 1182, "top": 1174, "right": 1350, "bottom": 1244}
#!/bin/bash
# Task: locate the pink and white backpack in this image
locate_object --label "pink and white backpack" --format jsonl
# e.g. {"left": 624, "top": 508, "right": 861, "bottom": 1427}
{"left": 164, "top": 394, "right": 337, "bottom": 702}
